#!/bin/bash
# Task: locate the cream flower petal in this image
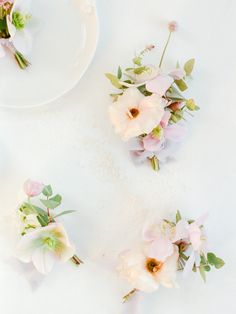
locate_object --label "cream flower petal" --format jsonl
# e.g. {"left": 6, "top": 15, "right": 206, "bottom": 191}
{"left": 32, "top": 247, "right": 56, "bottom": 275}
{"left": 155, "top": 246, "right": 178, "bottom": 288}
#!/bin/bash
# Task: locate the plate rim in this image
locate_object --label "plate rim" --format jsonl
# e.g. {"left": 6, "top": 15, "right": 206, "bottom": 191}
{"left": 0, "top": 0, "right": 100, "bottom": 109}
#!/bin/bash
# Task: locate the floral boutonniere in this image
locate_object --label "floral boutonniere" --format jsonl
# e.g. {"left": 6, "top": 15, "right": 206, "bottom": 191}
{"left": 106, "top": 21, "right": 199, "bottom": 171}
{"left": 16, "top": 179, "right": 82, "bottom": 274}
{"left": 118, "top": 211, "right": 224, "bottom": 303}
{"left": 0, "top": 0, "right": 32, "bottom": 69}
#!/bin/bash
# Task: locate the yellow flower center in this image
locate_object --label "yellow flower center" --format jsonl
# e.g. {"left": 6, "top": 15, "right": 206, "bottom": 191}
{"left": 146, "top": 258, "right": 163, "bottom": 274}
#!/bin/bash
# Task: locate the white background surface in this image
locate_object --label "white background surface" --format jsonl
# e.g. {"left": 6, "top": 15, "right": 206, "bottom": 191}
{"left": 0, "top": 0, "right": 236, "bottom": 313}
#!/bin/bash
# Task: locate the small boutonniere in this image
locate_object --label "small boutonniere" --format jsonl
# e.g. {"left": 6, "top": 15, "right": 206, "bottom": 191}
{"left": 118, "top": 210, "right": 224, "bottom": 304}
{"left": 106, "top": 21, "right": 199, "bottom": 171}
{"left": 16, "top": 179, "right": 82, "bottom": 275}
{"left": 0, "top": 0, "right": 32, "bottom": 69}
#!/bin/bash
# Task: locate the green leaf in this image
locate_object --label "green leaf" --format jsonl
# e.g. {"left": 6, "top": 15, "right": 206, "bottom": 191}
{"left": 105, "top": 73, "right": 122, "bottom": 89}
{"left": 37, "top": 214, "right": 49, "bottom": 227}
{"left": 117, "top": 66, "right": 122, "bottom": 79}
{"left": 184, "top": 58, "right": 195, "bottom": 76}
{"left": 40, "top": 194, "right": 62, "bottom": 209}
{"left": 175, "top": 79, "right": 188, "bottom": 92}
{"left": 53, "top": 210, "right": 76, "bottom": 219}
{"left": 133, "top": 56, "right": 142, "bottom": 66}
{"left": 42, "top": 185, "right": 53, "bottom": 197}
{"left": 207, "top": 253, "right": 225, "bottom": 269}
{"left": 199, "top": 265, "right": 206, "bottom": 282}
{"left": 176, "top": 210, "right": 182, "bottom": 223}
{"left": 133, "top": 66, "right": 147, "bottom": 75}
{"left": 166, "top": 86, "right": 186, "bottom": 102}
{"left": 204, "top": 265, "right": 211, "bottom": 272}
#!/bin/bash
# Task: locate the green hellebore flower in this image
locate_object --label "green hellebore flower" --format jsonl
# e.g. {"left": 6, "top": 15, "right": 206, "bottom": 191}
{"left": 12, "top": 11, "right": 29, "bottom": 30}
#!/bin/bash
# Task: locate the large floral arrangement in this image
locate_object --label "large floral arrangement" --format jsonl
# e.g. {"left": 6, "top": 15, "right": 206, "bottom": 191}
{"left": 0, "top": 0, "right": 31, "bottom": 69}
{"left": 106, "top": 22, "right": 199, "bottom": 171}
{"left": 16, "top": 180, "right": 82, "bottom": 274}
{"left": 118, "top": 211, "right": 224, "bottom": 304}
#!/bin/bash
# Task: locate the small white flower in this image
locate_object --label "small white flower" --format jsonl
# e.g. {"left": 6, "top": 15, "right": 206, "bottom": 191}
{"left": 109, "top": 88, "right": 165, "bottom": 141}
{"left": 17, "top": 223, "right": 75, "bottom": 274}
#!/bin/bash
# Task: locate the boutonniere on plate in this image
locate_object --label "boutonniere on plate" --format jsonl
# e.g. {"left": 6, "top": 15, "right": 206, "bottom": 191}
{"left": 0, "top": 0, "right": 32, "bottom": 69}
{"left": 16, "top": 179, "right": 82, "bottom": 275}
{"left": 106, "top": 21, "right": 199, "bottom": 171}
{"left": 118, "top": 211, "right": 224, "bottom": 304}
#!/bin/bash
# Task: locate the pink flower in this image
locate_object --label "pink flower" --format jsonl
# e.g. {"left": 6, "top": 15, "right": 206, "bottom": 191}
{"left": 143, "top": 134, "right": 163, "bottom": 151}
{"left": 168, "top": 21, "right": 178, "bottom": 32}
{"left": 23, "top": 179, "right": 44, "bottom": 197}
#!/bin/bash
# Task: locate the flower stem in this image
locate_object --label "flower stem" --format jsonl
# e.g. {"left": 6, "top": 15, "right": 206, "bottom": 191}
{"left": 149, "top": 155, "right": 159, "bottom": 171}
{"left": 6, "top": 42, "right": 30, "bottom": 69}
{"left": 123, "top": 289, "right": 137, "bottom": 303}
{"left": 159, "top": 31, "right": 172, "bottom": 68}
{"left": 71, "top": 254, "right": 83, "bottom": 265}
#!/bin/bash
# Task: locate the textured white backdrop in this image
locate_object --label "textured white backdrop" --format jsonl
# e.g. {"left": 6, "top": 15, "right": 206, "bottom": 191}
{"left": 0, "top": 0, "right": 236, "bottom": 313}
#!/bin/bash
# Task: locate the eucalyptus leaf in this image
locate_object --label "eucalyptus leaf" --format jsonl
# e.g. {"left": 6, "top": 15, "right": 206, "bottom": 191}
{"left": 175, "top": 79, "right": 188, "bottom": 92}
{"left": 40, "top": 194, "right": 62, "bottom": 209}
{"left": 176, "top": 210, "right": 182, "bottom": 223}
{"left": 42, "top": 185, "right": 53, "bottom": 197}
{"left": 105, "top": 73, "right": 122, "bottom": 89}
{"left": 184, "top": 58, "right": 195, "bottom": 76}
{"left": 117, "top": 66, "right": 122, "bottom": 79}
{"left": 207, "top": 253, "right": 225, "bottom": 269}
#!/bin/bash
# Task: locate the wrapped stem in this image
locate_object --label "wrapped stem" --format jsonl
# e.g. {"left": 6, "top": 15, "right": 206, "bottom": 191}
{"left": 71, "top": 254, "right": 83, "bottom": 265}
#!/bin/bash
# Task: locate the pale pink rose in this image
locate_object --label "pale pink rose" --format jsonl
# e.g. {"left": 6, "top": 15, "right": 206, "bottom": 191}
{"left": 109, "top": 88, "right": 165, "bottom": 141}
{"left": 146, "top": 74, "right": 174, "bottom": 96}
{"left": 17, "top": 223, "right": 75, "bottom": 274}
{"left": 23, "top": 179, "right": 44, "bottom": 197}
{"left": 126, "top": 65, "right": 159, "bottom": 84}
{"left": 117, "top": 244, "right": 178, "bottom": 293}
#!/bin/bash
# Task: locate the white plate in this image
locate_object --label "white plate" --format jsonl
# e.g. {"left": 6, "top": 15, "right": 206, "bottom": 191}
{"left": 0, "top": 0, "right": 99, "bottom": 108}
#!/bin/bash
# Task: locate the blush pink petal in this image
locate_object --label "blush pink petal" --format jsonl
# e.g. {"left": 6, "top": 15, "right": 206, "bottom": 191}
{"left": 148, "top": 237, "right": 174, "bottom": 261}
{"left": 173, "top": 220, "right": 189, "bottom": 242}
{"left": 169, "top": 69, "right": 185, "bottom": 80}
{"left": 164, "top": 124, "right": 186, "bottom": 142}
{"left": 188, "top": 223, "right": 202, "bottom": 251}
{"left": 146, "top": 75, "right": 174, "bottom": 96}
{"left": 143, "top": 134, "right": 162, "bottom": 152}
{"left": 160, "top": 111, "right": 171, "bottom": 128}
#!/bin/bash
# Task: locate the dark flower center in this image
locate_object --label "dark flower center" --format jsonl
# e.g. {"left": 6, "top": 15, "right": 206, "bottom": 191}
{"left": 129, "top": 108, "right": 139, "bottom": 118}
{"left": 146, "top": 258, "right": 163, "bottom": 274}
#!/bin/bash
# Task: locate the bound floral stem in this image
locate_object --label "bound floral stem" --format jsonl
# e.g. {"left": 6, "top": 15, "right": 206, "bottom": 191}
{"left": 123, "top": 288, "right": 137, "bottom": 303}
{"left": 6, "top": 41, "right": 30, "bottom": 69}
{"left": 159, "top": 31, "right": 172, "bottom": 68}
{"left": 71, "top": 254, "right": 83, "bottom": 265}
